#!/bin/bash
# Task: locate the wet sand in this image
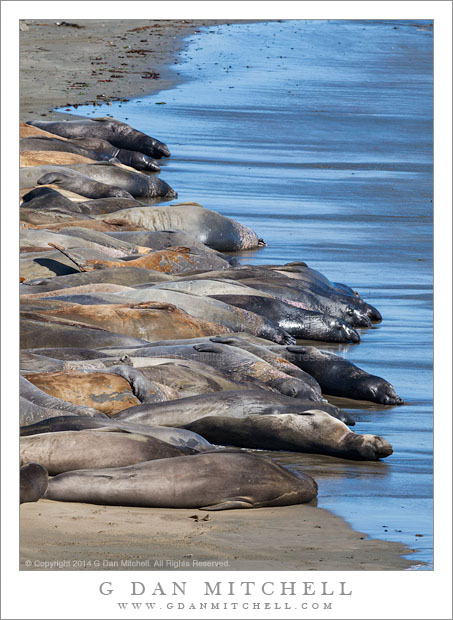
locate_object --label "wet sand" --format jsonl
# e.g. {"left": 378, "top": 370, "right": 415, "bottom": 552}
{"left": 19, "top": 18, "right": 417, "bottom": 571}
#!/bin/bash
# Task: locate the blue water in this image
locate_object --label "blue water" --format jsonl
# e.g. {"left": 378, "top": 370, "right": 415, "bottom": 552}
{"left": 62, "top": 19, "right": 433, "bottom": 568}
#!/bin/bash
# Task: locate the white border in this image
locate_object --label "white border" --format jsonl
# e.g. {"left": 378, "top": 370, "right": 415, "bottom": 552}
{"left": 2, "top": 2, "right": 451, "bottom": 619}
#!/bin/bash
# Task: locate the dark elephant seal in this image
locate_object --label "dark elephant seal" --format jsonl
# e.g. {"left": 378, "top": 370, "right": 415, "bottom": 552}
{"left": 44, "top": 452, "right": 318, "bottom": 509}
{"left": 28, "top": 118, "right": 171, "bottom": 159}
{"left": 283, "top": 345, "right": 404, "bottom": 406}
{"left": 20, "top": 463, "right": 49, "bottom": 504}
{"left": 210, "top": 294, "right": 360, "bottom": 343}
{"left": 20, "top": 429, "right": 191, "bottom": 475}
{"left": 20, "top": 165, "right": 134, "bottom": 199}
{"left": 184, "top": 410, "right": 392, "bottom": 460}
{"left": 114, "top": 389, "right": 353, "bottom": 427}
{"left": 21, "top": 136, "right": 161, "bottom": 172}
{"left": 21, "top": 186, "right": 143, "bottom": 216}
{"left": 20, "top": 415, "right": 215, "bottom": 452}
{"left": 59, "top": 162, "right": 177, "bottom": 199}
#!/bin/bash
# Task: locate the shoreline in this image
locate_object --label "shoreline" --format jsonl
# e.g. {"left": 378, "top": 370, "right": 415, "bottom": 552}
{"left": 19, "top": 19, "right": 419, "bottom": 571}
{"left": 19, "top": 19, "right": 256, "bottom": 121}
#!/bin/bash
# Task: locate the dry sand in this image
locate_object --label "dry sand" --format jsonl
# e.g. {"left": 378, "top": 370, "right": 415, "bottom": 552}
{"left": 19, "top": 18, "right": 416, "bottom": 571}
{"left": 20, "top": 500, "right": 414, "bottom": 571}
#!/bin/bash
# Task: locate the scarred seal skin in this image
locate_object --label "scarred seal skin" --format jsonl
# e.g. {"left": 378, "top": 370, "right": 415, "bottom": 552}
{"left": 27, "top": 118, "right": 171, "bottom": 159}
{"left": 183, "top": 410, "right": 393, "bottom": 461}
{"left": 44, "top": 452, "right": 318, "bottom": 510}
{"left": 20, "top": 463, "right": 48, "bottom": 504}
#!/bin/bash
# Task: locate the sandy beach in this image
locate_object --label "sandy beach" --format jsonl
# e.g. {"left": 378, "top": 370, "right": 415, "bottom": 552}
{"left": 19, "top": 19, "right": 418, "bottom": 571}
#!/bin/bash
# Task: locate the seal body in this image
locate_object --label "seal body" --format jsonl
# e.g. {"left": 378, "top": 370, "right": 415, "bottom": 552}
{"left": 44, "top": 452, "right": 318, "bottom": 509}
{"left": 283, "top": 345, "right": 404, "bottom": 405}
{"left": 20, "top": 429, "right": 190, "bottom": 475}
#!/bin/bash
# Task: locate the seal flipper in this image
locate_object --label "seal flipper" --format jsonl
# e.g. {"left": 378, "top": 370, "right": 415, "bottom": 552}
{"left": 200, "top": 498, "right": 255, "bottom": 511}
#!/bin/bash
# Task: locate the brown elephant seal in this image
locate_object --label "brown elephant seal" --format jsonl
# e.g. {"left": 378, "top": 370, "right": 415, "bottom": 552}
{"left": 20, "top": 463, "right": 49, "bottom": 504}
{"left": 20, "top": 415, "right": 216, "bottom": 453}
{"left": 44, "top": 452, "right": 318, "bottom": 509}
{"left": 20, "top": 375, "right": 108, "bottom": 426}
{"left": 23, "top": 371, "right": 142, "bottom": 415}
{"left": 21, "top": 301, "right": 229, "bottom": 343}
{"left": 183, "top": 411, "right": 393, "bottom": 461}
{"left": 282, "top": 346, "right": 404, "bottom": 406}
{"left": 27, "top": 118, "right": 171, "bottom": 159}
{"left": 20, "top": 429, "right": 191, "bottom": 475}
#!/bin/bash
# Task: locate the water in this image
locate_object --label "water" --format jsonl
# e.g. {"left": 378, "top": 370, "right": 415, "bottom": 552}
{"left": 62, "top": 19, "right": 433, "bottom": 568}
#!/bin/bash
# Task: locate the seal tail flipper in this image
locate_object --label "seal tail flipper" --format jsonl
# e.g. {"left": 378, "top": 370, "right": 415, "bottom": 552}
{"left": 47, "top": 242, "right": 90, "bottom": 272}
{"left": 200, "top": 498, "right": 255, "bottom": 511}
{"left": 20, "top": 463, "right": 48, "bottom": 504}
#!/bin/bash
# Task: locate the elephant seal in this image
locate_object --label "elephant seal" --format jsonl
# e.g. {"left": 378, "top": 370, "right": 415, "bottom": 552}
{"left": 108, "top": 230, "right": 239, "bottom": 265}
{"left": 20, "top": 150, "right": 96, "bottom": 166}
{"left": 210, "top": 294, "right": 361, "bottom": 343}
{"left": 58, "top": 162, "right": 177, "bottom": 199}
{"left": 23, "top": 371, "right": 142, "bottom": 415}
{"left": 266, "top": 263, "right": 382, "bottom": 322}
{"left": 20, "top": 463, "right": 48, "bottom": 504}
{"left": 44, "top": 452, "right": 318, "bottom": 509}
{"left": 21, "top": 186, "right": 143, "bottom": 216}
{"left": 100, "top": 342, "right": 324, "bottom": 402}
{"left": 183, "top": 410, "right": 393, "bottom": 461}
{"left": 47, "top": 244, "right": 233, "bottom": 276}
{"left": 114, "top": 389, "right": 353, "bottom": 427}
{"left": 282, "top": 346, "right": 404, "bottom": 406}
{"left": 57, "top": 287, "right": 294, "bottom": 345}
{"left": 19, "top": 267, "right": 172, "bottom": 295}
{"left": 28, "top": 118, "right": 171, "bottom": 159}
{"left": 20, "top": 375, "right": 108, "bottom": 426}
{"left": 20, "top": 165, "right": 135, "bottom": 199}
{"left": 21, "top": 136, "right": 161, "bottom": 172}
{"left": 20, "top": 415, "right": 216, "bottom": 453}
{"left": 20, "top": 315, "right": 151, "bottom": 350}
{"left": 22, "top": 302, "right": 230, "bottom": 343}
{"left": 20, "top": 429, "right": 191, "bottom": 475}
{"left": 99, "top": 203, "right": 265, "bottom": 252}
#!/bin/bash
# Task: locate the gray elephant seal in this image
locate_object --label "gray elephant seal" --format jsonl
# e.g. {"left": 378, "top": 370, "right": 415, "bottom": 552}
{"left": 28, "top": 118, "right": 171, "bottom": 159}
{"left": 114, "top": 389, "right": 354, "bottom": 427}
{"left": 20, "top": 415, "right": 215, "bottom": 453}
{"left": 283, "top": 345, "right": 404, "bottom": 406}
{"left": 44, "top": 452, "right": 318, "bottom": 509}
{"left": 20, "top": 429, "right": 191, "bottom": 475}
{"left": 99, "top": 341, "right": 324, "bottom": 402}
{"left": 99, "top": 203, "right": 265, "bottom": 252}
{"left": 20, "top": 463, "right": 48, "bottom": 504}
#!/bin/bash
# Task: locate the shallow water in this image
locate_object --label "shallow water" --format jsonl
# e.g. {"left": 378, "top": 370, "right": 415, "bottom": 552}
{"left": 64, "top": 19, "right": 433, "bottom": 568}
